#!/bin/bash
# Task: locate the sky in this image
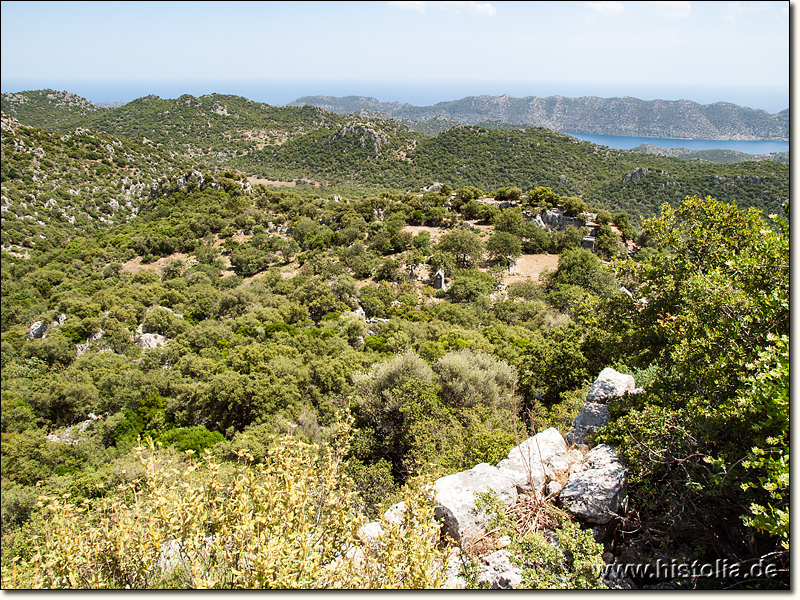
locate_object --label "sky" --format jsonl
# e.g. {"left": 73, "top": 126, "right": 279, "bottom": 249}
{"left": 0, "top": 1, "right": 791, "bottom": 112}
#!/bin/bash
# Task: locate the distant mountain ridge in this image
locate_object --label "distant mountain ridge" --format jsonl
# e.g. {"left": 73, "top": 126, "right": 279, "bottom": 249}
{"left": 288, "top": 94, "right": 789, "bottom": 141}
{"left": 0, "top": 89, "right": 788, "bottom": 226}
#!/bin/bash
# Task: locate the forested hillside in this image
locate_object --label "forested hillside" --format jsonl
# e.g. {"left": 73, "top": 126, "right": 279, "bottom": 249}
{"left": 0, "top": 91, "right": 789, "bottom": 589}
{"left": 1, "top": 91, "right": 788, "bottom": 225}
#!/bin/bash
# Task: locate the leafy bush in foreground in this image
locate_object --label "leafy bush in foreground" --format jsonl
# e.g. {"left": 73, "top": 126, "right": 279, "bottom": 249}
{"left": 1, "top": 435, "right": 446, "bottom": 589}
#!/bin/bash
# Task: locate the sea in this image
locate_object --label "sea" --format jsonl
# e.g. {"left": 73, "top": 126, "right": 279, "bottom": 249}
{"left": 2, "top": 79, "right": 788, "bottom": 156}
{"left": 565, "top": 132, "right": 789, "bottom": 156}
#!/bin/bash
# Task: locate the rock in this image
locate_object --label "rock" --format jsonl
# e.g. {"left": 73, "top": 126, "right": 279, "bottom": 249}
{"left": 443, "top": 548, "right": 468, "bottom": 589}
{"left": 136, "top": 332, "right": 166, "bottom": 350}
{"left": 559, "top": 444, "right": 627, "bottom": 525}
{"left": 478, "top": 549, "right": 523, "bottom": 589}
{"left": 585, "top": 368, "right": 636, "bottom": 404}
{"left": 546, "top": 480, "right": 563, "bottom": 497}
{"left": 383, "top": 501, "right": 406, "bottom": 526}
{"left": 568, "top": 448, "right": 585, "bottom": 464}
{"left": 496, "top": 428, "right": 570, "bottom": 494}
{"left": 433, "top": 463, "right": 517, "bottom": 546}
{"left": 27, "top": 321, "right": 49, "bottom": 340}
{"left": 76, "top": 329, "right": 104, "bottom": 357}
{"left": 358, "top": 521, "right": 385, "bottom": 546}
{"left": 541, "top": 208, "right": 585, "bottom": 231}
{"left": 565, "top": 402, "right": 611, "bottom": 446}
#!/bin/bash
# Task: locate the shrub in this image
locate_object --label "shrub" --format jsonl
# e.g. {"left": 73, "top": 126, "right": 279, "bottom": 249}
{"left": 1, "top": 436, "right": 446, "bottom": 589}
{"left": 157, "top": 426, "right": 224, "bottom": 454}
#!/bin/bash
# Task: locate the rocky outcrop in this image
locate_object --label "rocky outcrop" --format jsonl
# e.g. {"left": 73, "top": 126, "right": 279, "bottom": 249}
{"left": 566, "top": 402, "right": 611, "bottom": 447}
{"left": 26, "top": 320, "right": 50, "bottom": 340}
{"left": 358, "top": 368, "right": 635, "bottom": 588}
{"left": 136, "top": 332, "right": 167, "bottom": 350}
{"left": 559, "top": 445, "right": 627, "bottom": 525}
{"left": 496, "top": 427, "right": 570, "bottom": 494}
{"left": 567, "top": 367, "right": 636, "bottom": 446}
{"left": 433, "top": 463, "right": 517, "bottom": 546}
{"left": 26, "top": 314, "right": 66, "bottom": 340}
{"left": 540, "top": 208, "right": 586, "bottom": 231}
{"left": 585, "top": 367, "right": 636, "bottom": 403}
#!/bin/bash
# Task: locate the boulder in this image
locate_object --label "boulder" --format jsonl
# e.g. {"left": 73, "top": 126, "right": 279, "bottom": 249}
{"left": 496, "top": 428, "right": 570, "bottom": 494}
{"left": 559, "top": 444, "right": 627, "bottom": 525}
{"left": 565, "top": 402, "right": 610, "bottom": 446}
{"left": 27, "top": 321, "right": 49, "bottom": 340}
{"left": 433, "top": 463, "right": 517, "bottom": 546}
{"left": 443, "top": 548, "right": 523, "bottom": 590}
{"left": 585, "top": 368, "right": 635, "bottom": 404}
{"left": 546, "top": 480, "right": 563, "bottom": 497}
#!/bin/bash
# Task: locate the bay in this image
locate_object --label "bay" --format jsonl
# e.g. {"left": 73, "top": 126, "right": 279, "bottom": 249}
{"left": 565, "top": 132, "right": 788, "bottom": 155}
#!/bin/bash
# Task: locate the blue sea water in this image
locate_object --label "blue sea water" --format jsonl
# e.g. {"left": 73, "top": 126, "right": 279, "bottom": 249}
{"left": 565, "top": 132, "right": 789, "bottom": 155}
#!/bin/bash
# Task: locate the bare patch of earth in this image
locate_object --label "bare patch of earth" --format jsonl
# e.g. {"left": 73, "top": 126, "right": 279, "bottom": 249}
{"left": 505, "top": 254, "right": 559, "bottom": 285}
{"left": 121, "top": 253, "right": 190, "bottom": 275}
{"left": 247, "top": 176, "right": 297, "bottom": 188}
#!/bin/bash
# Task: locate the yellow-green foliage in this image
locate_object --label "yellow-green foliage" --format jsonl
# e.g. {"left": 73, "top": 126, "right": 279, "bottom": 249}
{"left": 2, "top": 436, "right": 446, "bottom": 589}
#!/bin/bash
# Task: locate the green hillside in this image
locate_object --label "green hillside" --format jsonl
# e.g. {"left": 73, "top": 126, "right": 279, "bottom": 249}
{"left": 0, "top": 89, "right": 790, "bottom": 589}
{"left": 2, "top": 90, "right": 788, "bottom": 223}
{"left": 1, "top": 115, "right": 186, "bottom": 252}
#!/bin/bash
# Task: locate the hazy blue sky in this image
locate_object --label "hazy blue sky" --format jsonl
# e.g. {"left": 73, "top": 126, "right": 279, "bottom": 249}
{"left": 1, "top": 1, "right": 790, "bottom": 111}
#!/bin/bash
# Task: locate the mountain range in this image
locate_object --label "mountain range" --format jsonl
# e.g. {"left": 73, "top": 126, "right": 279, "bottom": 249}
{"left": 1, "top": 89, "right": 789, "bottom": 249}
{"left": 287, "top": 94, "right": 789, "bottom": 141}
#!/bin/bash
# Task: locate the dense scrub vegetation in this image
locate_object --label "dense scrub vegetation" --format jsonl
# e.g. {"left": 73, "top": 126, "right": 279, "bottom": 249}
{"left": 2, "top": 91, "right": 789, "bottom": 224}
{"left": 0, "top": 101, "right": 789, "bottom": 588}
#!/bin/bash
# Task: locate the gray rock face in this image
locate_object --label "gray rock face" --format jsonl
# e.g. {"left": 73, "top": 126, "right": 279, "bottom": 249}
{"left": 76, "top": 329, "right": 104, "bottom": 357}
{"left": 541, "top": 208, "right": 585, "bottom": 231}
{"left": 496, "top": 427, "right": 570, "bottom": 494}
{"left": 585, "top": 368, "right": 636, "bottom": 404}
{"left": 433, "top": 463, "right": 517, "bottom": 546}
{"left": 27, "top": 321, "right": 49, "bottom": 340}
{"left": 565, "top": 402, "right": 611, "bottom": 446}
{"left": 559, "top": 444, "right": 627, "bottom": 525}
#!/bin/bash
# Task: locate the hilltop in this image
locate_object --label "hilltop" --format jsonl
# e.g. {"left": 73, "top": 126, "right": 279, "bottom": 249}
{"left": 288, "top": 94, "right": 789, "bottom": 141}
{"left": 1, "top": 90, "right": 788, "bottom": 227}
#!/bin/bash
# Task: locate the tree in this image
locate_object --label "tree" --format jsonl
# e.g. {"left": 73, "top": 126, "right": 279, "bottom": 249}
{"left": 595, "top": 210, "right": 612, "bottom": 225}
{"left": 593, "top": 224, "right": 624, "bottom": 260}
{"left": 612, "top": 212, "right": 634, "bottom": 241}
{"left": 560, "top": 196, "right": 586, "bottom": 217}
{"left": 493, "top": 208, "right": 525, "bottom": 237}
{"left": 486, "top": 231, "right": 522, "bottom": 264}
{"left": 528, "top": 186, "right": 560, "bottom": 209}
{"left": 447, "top": 270, "right": 495, "bottom": 303}
{"left": 494, "top": 187, "right": 523, "bottom": 203}
{"left": 520, "top": 324, "right": 589, "bottom": 404}
{"left": 597, "top": 196, "right": 790, "bottom": 568}
{"left": 436, "top": 228, "right": 484, "bottom": 270}
{"left": 433, "top": 349, "right": 517, "bottom": 411}
{"left": 543, "top": 247, "right": 616, "bottom": 298}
